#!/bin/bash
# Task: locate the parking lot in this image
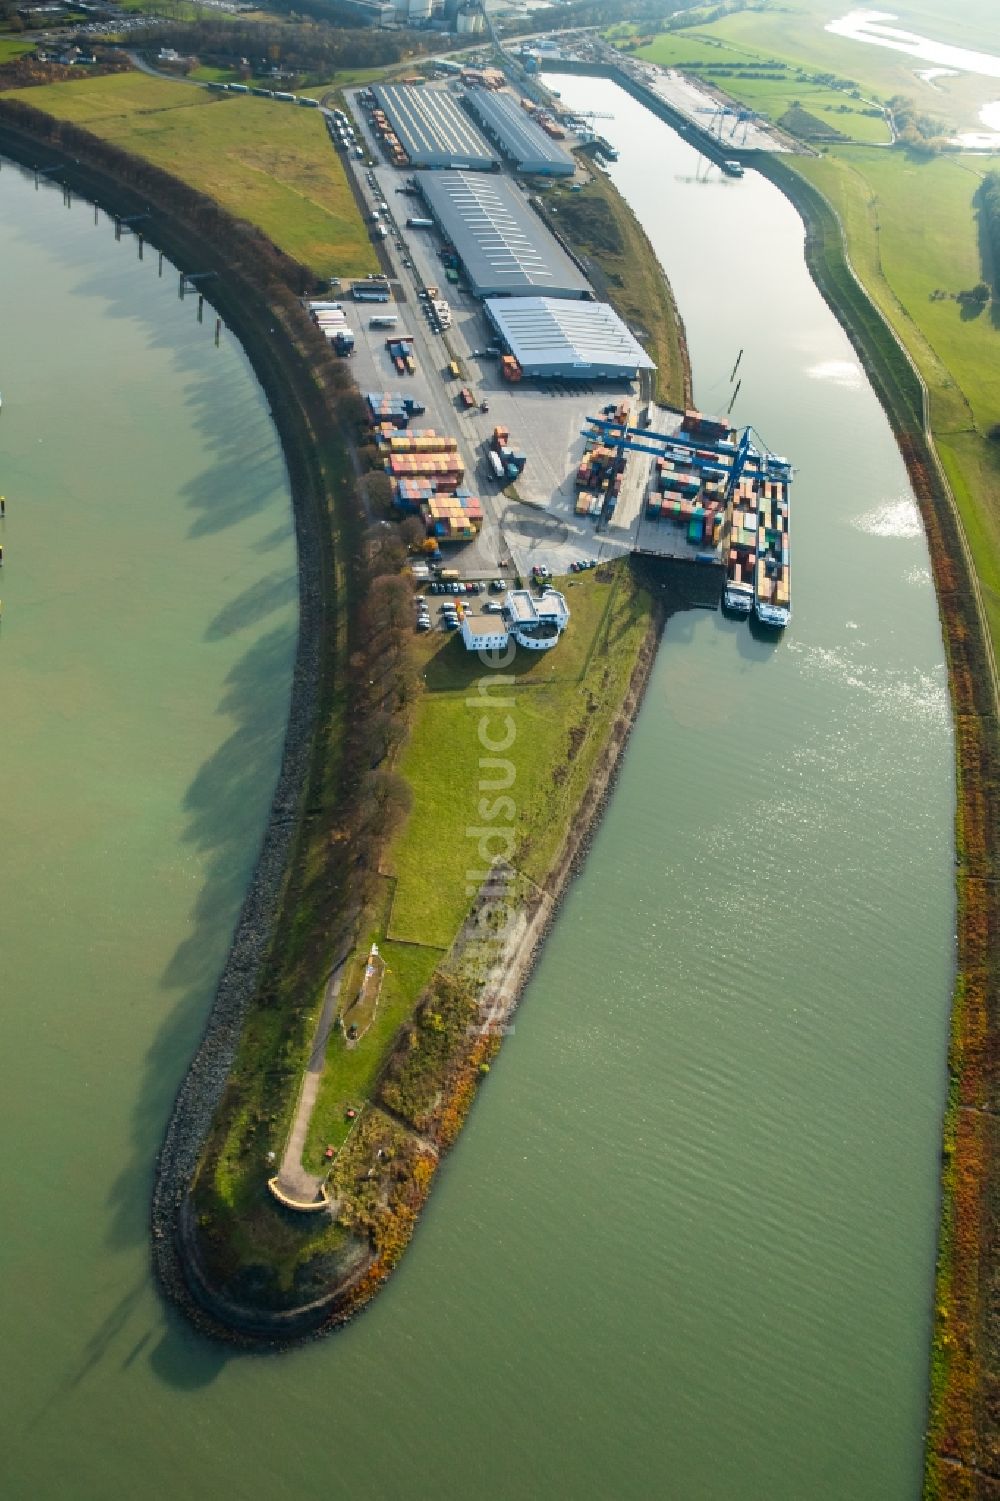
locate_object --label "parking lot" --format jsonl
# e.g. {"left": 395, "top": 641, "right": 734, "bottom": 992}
{"left": 338, "top": 86, "right": 658, "bottom": 580}
{"left": 409, "top": 573, "right": 511, "bottom": 637}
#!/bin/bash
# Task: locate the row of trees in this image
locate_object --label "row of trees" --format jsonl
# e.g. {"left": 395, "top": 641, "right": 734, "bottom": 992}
{"left": 977, "top": 171, "right": 1000, "bottom": 297}
{"left": 138, "top": 16, "right": 428, "bottom": 80}
{"left": 890, "top": 94, "right": 957, "bottom": 155}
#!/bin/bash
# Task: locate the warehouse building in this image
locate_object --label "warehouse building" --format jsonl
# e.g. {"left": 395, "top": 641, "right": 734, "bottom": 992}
{"left": 372, "top": 84, "right": 499, "bottom": 170}
{"left": 484, "top": 296, "right": 655, "bottom": 381}
{"left": 462, "top": 88, "right": 575, "bottom": 177}
{"left": 415, "top": 171, "right": 590, "bottom": 299}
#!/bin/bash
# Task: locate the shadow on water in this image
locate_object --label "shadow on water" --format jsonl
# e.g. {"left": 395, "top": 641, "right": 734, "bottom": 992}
{"left": 743, "top": 618, "right": 782, "bottom": 660}
{"left": 103, "top": 621, "right": 295, "bottom": 1272}
{"left": 3, "top": 174, "right": 303, "bottom": 1374}
{"left": 3, "top": 169, "right": 293, "bottom": 540}
{"left": 206, "top": 571, "right": 298, "bottom": 641}
{"left": 148, "top": 1322, "right": 230, "bottom": 1390}
{"left": 255, "top": 523, "right": 295, "bottom": 556}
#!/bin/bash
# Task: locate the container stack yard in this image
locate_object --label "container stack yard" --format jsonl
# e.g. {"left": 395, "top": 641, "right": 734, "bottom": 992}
{"left": 575, "top": 441, "right": 625, "bottom": 519}
{"left": 331, "top": 71, "right": 790, "bottom": 619}
{"left": 365, "top": 392, "right": 426, "bottom": 428}
{"left": 600, "top": 407, "right": 793, "bottom": 628}
{"left": 386, "top": 451, "right": 465, "bottom": 488}
{"left": 424, "top": 491, "right": 484, "bottom": 542}
{"left": 378, "top": 430, "right": 459, "bottom": 455}
{"left": 367, "top": 396, "right": 484, "bottom": 543}
{"left": 643, "top": 411, "right": 733, "bottom": 550}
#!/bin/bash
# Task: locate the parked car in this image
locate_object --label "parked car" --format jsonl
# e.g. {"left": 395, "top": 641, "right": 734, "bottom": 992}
{"left": 484, "top": 601, "right": 503, "bottom": 614}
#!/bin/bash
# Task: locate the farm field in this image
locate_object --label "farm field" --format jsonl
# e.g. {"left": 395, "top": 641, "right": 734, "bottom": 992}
{"left": 632, "top": 0, "right": 1000, "bottom": 135}
{"left": 632, "top": 27, "right": 891, "bottom": 142}
{"left": 0, "top": 37, "right": 34, "bottom": 63}
{"left": 1, "top": 71, "right": 371, "bottom": 277}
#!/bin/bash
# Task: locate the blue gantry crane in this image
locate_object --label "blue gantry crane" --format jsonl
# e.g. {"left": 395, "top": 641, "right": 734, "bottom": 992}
{"left": 581, "top": 415, "right": 757, "bottom": 503}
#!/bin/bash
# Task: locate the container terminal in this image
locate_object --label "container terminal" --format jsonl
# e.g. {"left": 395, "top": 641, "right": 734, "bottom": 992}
{"left": 318, "top": 72, "right": 793, "bottom": 644}
{"left": 583, "top": 408, "right": 792, "bottom": 629}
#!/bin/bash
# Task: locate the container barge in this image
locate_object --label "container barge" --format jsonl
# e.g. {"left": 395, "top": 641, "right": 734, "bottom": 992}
{"left": 752, "top": 464, "right": 791, "bottom": 628}
{"left": 723, "top": 448, "right": 791, "bottom": 627}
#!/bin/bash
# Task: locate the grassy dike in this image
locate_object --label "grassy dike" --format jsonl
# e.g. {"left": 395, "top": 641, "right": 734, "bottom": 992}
{"left": 534, "top": 169, "right": 692, "bottom": 410}
{"left": 748, "top": 152, "right": 1000, "bottom": 1500}
{"left": 0, "top": 84, "right": 689, "bottom": 1339}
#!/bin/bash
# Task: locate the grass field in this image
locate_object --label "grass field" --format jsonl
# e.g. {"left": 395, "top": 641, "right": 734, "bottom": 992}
{"left": 121, "top": 0, "right": 264, "bottom": 17}
{"left": 302, "top": 935, "right": 443, "bottom": 1172}
{"left": 187, "top": 65, "right": 242, "bottom": 85}
{"left": 299, "top": 565, "right": 653, "bottom": 1171}
{"left": 388, "top": 568, "right": 651, "bottom": 948}
{"left": 633, "top": 28, "right": 891, "bottom": 143}
{"left": 0, "top": 38, "right": 34, "bottom": 63}
{"left": 3, "top": 71, "right": 371, "bottom": 277}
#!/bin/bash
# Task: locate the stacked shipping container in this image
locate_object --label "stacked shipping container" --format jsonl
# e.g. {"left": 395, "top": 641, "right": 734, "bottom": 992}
{"left": 575, "top": 442, "right": 625, "bottom": 519}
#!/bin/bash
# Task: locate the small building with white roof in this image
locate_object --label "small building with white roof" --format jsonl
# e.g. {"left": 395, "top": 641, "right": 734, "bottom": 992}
{"left": 460, "top": 588, "right": 570, "bottom": 653}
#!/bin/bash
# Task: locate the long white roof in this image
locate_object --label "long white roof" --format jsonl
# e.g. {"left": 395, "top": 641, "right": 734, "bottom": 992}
{"left": 416, "top": 173, "right": 589, "bottom": 298}
{"left": 463, "top": 89, "right": 574, "bottom": 174}
{"left": 373, "top": 84, "right": 498, "bottom": 169}
{"left": 485, "top": 296, "right": 655, "bottom": 373}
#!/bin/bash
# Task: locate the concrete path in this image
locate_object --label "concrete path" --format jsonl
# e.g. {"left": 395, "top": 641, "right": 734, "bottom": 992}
{"left": 273, "top": 958, "right": 346, "bottom": 1205}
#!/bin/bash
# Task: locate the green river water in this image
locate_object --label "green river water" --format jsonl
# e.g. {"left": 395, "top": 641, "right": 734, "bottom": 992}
{"left": 1, "top": 76, "right": 954, "bottom": 1501}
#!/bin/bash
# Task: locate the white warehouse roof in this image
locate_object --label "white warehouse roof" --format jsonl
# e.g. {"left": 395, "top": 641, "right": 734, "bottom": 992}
{"left": 462, "top": 89, "right": 575, "bottom": 176}
{"left": 372, "top": 84, "right": 498, "bottom": 170}
{"left": 415, "top": 172, "right": 590, "bottom": 299}
{"left": 485, "top": 297, "right": 655, "bottom": 379}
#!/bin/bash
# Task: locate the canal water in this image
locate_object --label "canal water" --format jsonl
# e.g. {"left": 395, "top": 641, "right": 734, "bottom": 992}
{"left": 0, "top": 71, "right": 953, "bottom": 1501}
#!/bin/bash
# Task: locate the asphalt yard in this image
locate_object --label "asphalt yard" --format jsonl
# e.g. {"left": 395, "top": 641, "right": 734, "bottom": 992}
{"left": 340, "top": 90, "right": 659, "bottom": 579}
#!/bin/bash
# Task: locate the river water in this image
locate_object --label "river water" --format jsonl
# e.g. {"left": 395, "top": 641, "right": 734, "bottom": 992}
{"left": 0, "top": 75, "right": 953, "bottom": 1501}
{"left": 827, "top": 9, "right": 1000, "bottom": 79}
